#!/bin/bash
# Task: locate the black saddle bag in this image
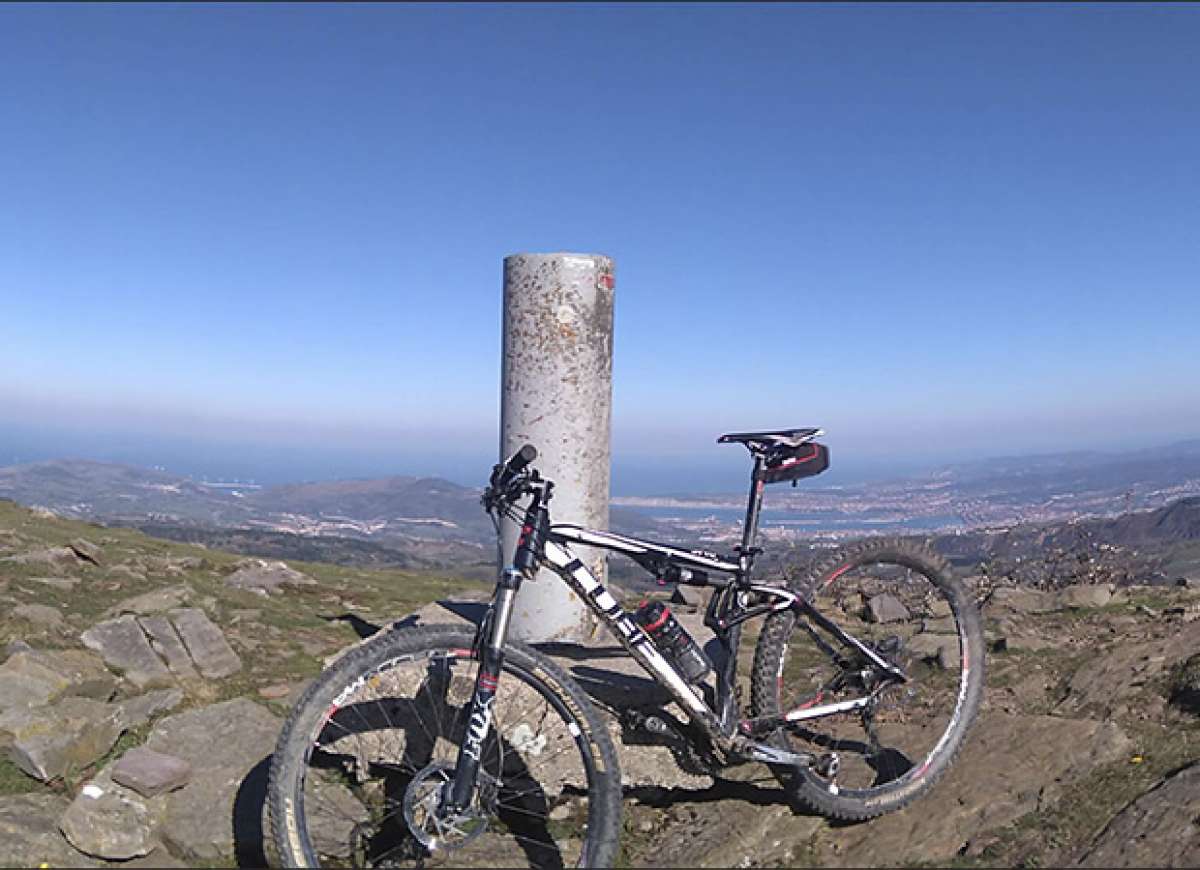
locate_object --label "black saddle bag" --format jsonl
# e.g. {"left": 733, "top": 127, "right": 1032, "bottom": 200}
{"left": 763, "top": 442, "right": 830, "bottom": 484}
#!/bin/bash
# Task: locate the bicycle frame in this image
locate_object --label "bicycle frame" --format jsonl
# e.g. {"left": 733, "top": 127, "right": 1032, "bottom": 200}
{"left": 540, "top": 528, "right": 897, "bottom": 760}
{"left": 441, "top": 452, "right": 912, "bottom": 813}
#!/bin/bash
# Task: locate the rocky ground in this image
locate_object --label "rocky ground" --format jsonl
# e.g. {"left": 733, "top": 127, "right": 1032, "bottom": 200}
{"left": 2, "top": 498, "right": 1200, "bottom": 867}
{"left": 0, "top": 500, "right": 477, "bottom": 867}
{"left": 617, "top": 581, "right": 1200, "bottom": 868}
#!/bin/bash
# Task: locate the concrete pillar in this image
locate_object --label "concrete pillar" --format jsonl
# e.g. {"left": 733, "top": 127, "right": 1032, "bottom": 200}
{"left": 501, "top": 253, "right": 614, "bottom": 643}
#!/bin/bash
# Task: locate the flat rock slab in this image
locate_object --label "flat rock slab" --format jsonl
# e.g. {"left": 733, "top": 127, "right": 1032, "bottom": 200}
{"left": 143, "top": 698, "right": 280, "bottom": 862}
{"left": 0, "top": 546, "right": 80, "bottom": 566}
{"left": 107, "top": 584, "right": 192, "bottom": 617}
{"left": 0, "top": 793, "right": 95, "bottom": 868}
{"left": 867, "top": 592, "right": 910, "bottom": 623}
{"left": 81, "top": 616, "right": 173, "bottom": 690}
{"left": 117, "top": 688, "right": 184, "bottom": 730}
{"left": 113, "top": 746, "right": 192, "bottom": 797}
{"left": 30, "top": 576, "right": 81, "bottom": 591}
{"left": 0, "top": 671, "right": 61, "bottom": 711}
{"left": 810, "top": 712, "right": 1132, "bottom": 866}
{"left": 138, "top": 616, "right": 199, "bottom": 680}
{"left": 907, "top": 632, "right": 962, "bottom": 669}
{"left": 0, "top": 696, "right": 124, "bottom": 782}
{"left": 1057, "top": 619, "right": 1200, "bottom": 718}
{"left": 1077, "top": 761, "right": 1200, "bottom": 867}
{"left": 169, "top": 608, "right": 241, "bottom": 679}
{"left": 1057, "top": 583, "right": 1114, "bottom": 609}
{"left": 0, "top": 648, "right": 117, "bottom": 704}
{"left": 224, "top": 559, "right": 316, "bottom": 595}
{"left": 13, "top": 603, "right": 65, "bottom": 626}
{"left": 69, "top": 538, "right": 102, "bottom": 564}
{"left": 986, "top": 587, "right": 1058, "bottom": 614}
{"left": 60, "top": 766, "right": 164, "bottom": 861}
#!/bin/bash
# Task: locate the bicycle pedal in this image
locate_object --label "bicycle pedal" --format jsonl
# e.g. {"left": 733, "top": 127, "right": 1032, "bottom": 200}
{"left": 641, "top": 715, "right": 674, "bottom": 737}
{"left": 622, "top": 709, "right": 677, "bottom": 738}
{"left": 815, "top": 752, "right": 840, "bottom": 779}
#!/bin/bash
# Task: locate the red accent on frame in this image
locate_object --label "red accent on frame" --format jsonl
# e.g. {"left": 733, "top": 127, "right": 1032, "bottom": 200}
{"left": 823, "top": 564, "right": 852, "bottom": 588}
{"left": 790, "top": 690, "right": 825, "bottom": 713}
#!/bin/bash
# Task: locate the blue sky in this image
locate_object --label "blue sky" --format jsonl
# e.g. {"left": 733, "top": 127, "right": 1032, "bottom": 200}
{"left": 2, "top": 4, "right": 1198, "bottom": 492}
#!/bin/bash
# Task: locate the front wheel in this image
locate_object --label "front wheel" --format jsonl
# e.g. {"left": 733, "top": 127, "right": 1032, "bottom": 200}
{"left": 750, "top": 537, "right": 984, "bottom": 820}
{"left": 268, "top": 624, "right": 622, "bottom": 868}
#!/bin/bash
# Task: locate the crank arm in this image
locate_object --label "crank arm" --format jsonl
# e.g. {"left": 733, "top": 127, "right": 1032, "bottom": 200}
{"left": 732, "top": 736, "right": 815, "bottom": 768}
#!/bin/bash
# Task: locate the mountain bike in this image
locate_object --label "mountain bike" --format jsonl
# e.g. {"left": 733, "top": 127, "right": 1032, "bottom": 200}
{"left": 268, "top": 428, "right": 985, "bottom": 868}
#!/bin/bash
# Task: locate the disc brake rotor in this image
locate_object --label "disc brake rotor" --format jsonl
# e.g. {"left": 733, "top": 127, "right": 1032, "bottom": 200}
{"left": 401, "top": 761, "right": 489, "bottom": 853}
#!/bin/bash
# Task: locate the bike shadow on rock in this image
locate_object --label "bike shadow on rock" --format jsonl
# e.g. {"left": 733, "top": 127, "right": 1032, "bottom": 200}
{"left": 321, "top": 611, "right": 423, "bottom": 640}
{"left": 566, "top": 664, "right": 675, "bottom": 710}
{"left": 321, "top": 600, "right": 490, "bottom": 639}
{"left": 233, "top": 755, "right": 272, "bottom": 867}
{"left": 626, "top": 774, "right": 824, "bottom": 821}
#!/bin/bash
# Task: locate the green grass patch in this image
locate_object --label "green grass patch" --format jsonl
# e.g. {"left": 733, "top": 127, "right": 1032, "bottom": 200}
{"left": 0, "top": 756, "right": 44, "bottom": 796}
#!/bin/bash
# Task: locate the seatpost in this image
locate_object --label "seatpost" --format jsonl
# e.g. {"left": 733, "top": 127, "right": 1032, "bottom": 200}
{"left": 738, "top": 453, "right": 767, "bottom": 574}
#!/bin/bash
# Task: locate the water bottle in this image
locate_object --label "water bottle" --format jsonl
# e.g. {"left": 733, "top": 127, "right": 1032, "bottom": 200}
{"left": 633, "top": 600, "right": 712, "bottom": 684}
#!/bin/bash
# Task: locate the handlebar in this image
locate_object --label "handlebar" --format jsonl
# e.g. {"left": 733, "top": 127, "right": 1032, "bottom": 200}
{"left": 488, "top": 444, "right": 538, "bottom": 496}
{"left": 484, "top": 444, "right": 554, "bottom": 570}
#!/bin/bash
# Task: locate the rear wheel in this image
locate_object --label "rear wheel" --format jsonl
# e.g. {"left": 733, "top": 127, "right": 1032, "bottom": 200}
{"left": 268, "top": 624, "right": 622, "bottom": 867}
{"left": 750, "top": 538, "right": 984, "bottom": 820}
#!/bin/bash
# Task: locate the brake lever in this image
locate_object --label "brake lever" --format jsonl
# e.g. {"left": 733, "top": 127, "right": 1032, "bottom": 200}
{"left": 481, "top": 471, "right": 535, "bottom": 515}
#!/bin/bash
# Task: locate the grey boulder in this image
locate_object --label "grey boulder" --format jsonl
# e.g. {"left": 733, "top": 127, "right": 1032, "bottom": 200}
{"left": 169, "top": 608, "right": 241, "bottom": 679}
{"left": 59, "top": 766, "right": 165, "bottom": 860}
{"left": 224, "top": 559, "right": 316, "bottom": 595}
{"left": 867, "top": 593, "right": 910, "bottom": 624}
{"left": 143, "top": 698, "right": 280, "bottom": 862}
{"left": 0, "top": 696, "right": 123, "bottom": 782}
{"left": 80, "top": 616, "right": 173, "bottom": 689}
{"left": 112, "top": 746, "right": 192, "bottom": 797}
{"left": 0, "top": 793, "right": 95, "bottom": 867}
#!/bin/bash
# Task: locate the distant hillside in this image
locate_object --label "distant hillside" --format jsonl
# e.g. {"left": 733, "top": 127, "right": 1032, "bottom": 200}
{"left": 5, "top": 440, "right": 1198, "bottom": 574}
{"left": 930, "top": 496, "right": 1200, "bottom": 589}
{"left": 0, "top": 459, "right": 255, "bottom": 525}
{"left": 244, "top": 475, "right": 491, "bottom": 537}
{"left": 1088, "top": 495, "right": 1200, "bottom": 545}
{"left": 934, "top": 439, "right": 1200, "bottom": 502}
{"left": 0, "top": 458, "right": 675, "bottom": 570}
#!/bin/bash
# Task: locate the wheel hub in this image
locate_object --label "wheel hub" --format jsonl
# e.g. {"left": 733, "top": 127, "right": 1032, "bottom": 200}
{"left": 402, "top": 761, "right": 489, "bottom": 853}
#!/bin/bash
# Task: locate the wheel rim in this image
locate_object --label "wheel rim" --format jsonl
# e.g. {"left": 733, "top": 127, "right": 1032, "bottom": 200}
{"left": 293, "top": 647, "right": 599, "bottom": 868}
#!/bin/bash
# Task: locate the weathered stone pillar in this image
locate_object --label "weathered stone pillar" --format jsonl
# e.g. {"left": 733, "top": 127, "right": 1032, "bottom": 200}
{"left": 500, "top": 253, "right": 614, "bottom": 642}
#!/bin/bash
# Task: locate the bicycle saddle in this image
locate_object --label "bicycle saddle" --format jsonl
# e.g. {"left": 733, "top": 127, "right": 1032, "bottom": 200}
{"left": 717, "top": 427, "right": 824, "bottom": 449}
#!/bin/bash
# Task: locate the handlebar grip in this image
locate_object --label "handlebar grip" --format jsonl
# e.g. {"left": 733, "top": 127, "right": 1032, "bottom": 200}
{"left": 511, "top": 443, "right": 537, "bottom": 471}
{"left": 491, "top": 444, "right": 537, "bottom": 490}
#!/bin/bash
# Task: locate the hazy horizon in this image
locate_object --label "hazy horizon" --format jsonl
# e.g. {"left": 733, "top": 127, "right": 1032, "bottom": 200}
{"left": 3, "top": 414, "right": 1196, "bottom": 497}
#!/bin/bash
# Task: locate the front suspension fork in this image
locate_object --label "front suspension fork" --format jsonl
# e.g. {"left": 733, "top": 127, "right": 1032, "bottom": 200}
{"left": 445, "top": 567, "right": 523, "bottom": 811}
